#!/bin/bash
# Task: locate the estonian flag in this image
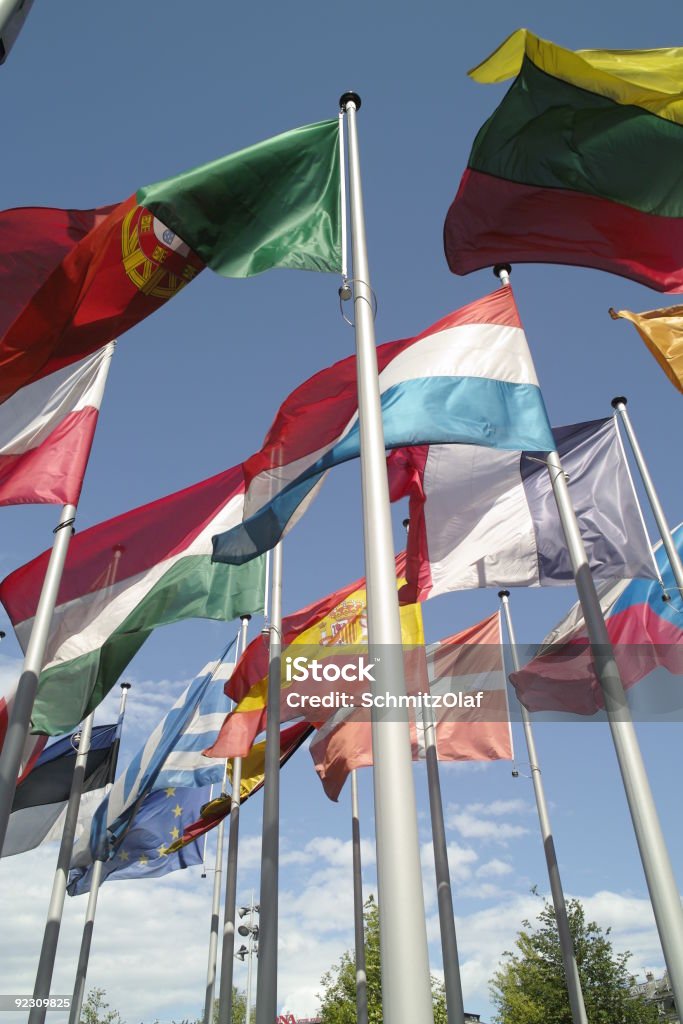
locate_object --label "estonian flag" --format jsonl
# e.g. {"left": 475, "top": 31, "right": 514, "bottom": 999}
{"left": 2, "top": 723, "right": 117, "bottom": 858}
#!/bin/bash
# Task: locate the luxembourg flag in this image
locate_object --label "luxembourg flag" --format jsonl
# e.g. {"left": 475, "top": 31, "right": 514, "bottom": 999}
{"left": 212, "top": 288, "right": 555, "bottom": 565}
{"left": 0, "top": 342, "right": 113, "bottom": 506}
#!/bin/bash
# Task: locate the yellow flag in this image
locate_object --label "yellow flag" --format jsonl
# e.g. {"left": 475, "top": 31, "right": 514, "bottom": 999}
{"left": 610, "top": 306, "right": 683, "bottom": 394}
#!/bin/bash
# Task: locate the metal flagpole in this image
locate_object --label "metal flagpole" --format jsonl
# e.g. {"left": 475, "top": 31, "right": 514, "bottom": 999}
{"left": 30, "top": 541, "right": 123, "bottom": 1023}
{"left": 495, "top": 265, "right": 683, "bottom": 1008}
{"left": 0, "top": 503, "right": 76, "bottom": 854}
{"left": 498, "top": 591, "right": 588, "bottom": 1024}
{"left": 255, "top": 542, "right": 282, "bottom": 1024}
{"left": 0, "top": 341, "right": 115, "bottom": 855}
{"left": 203, "top": 763, "right": 229, "bottom": 1024}
{"left": 201, "top": 788, "right": 214, "bottom": 879}
{"left": 340, "top": 91, "right": 434, "bottom": 1024}
{"left": 68, "top": 682, "right": 132, "bottom": 1024}
{"left": 611, "top": 396, "right": 683, "bottom": 594}
{"left": 421, "top": 696, "right": 465, "bottom": 1024}
{"left": 350, "top": 770, "right": 369, "bottom": 1024}
{"left": 217, "top": 613, "right": 251, "bottom": 1024}
{"left": 29, "top": 712, "right": 96, "bottom": 1024}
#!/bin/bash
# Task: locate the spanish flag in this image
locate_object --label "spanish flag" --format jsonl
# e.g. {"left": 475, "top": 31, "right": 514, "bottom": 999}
{"left": 205, "top": 554, "right": 424, "bottom": 759}
{"left": 445, "top": 29, "right": 683, "bottom": 291}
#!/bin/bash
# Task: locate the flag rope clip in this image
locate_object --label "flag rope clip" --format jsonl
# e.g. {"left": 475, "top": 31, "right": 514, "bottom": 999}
{"left": 338, "top": 277, "right": 378, "bottom": 327}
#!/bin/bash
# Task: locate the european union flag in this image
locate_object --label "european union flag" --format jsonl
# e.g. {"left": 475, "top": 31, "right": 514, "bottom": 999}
{"left": 67, "top": 786, "right": 207, "bottom": 896}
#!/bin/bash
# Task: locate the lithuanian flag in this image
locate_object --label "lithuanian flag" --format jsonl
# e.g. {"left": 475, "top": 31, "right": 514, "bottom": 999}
{"left": 445, "top": 29, "right": 683, "bottom": 291}
{"left": 0, "top": 119, "right": 340, "bottom": 403}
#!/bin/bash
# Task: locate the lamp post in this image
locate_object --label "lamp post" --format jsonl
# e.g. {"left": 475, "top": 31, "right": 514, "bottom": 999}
{"left": 236, "top": 897, "right": 259, "bottom": 1024}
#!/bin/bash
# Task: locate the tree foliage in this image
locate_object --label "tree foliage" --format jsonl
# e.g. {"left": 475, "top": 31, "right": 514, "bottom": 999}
{"left": 206, "top": 987, "right": 252, "bottom": 1024}
{"left": 489, "top": 895, "right": 660, "bottom": 1024}
{"left": 81, "top": 989, "right": 124, "bottom": 1024}
{"left": 318, "top": 895, "right": 448, "bottom": 1023}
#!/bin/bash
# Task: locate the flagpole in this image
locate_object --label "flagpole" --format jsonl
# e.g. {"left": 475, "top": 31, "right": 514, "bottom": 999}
{"left": 29, "top": 542, "right": 124, "bottom": 1023}
{"left": 350, "top": 770, "right": 369, "bottom": 1024}
{"left": 421, "top": 696, "right": 465, "bottom": 1024}
{"left": 217, "top": 613, "right": 251, "bottom": 1024}
{"left": 203, "top": 764, "right": 229, "bottom": 1024}
{"left": 498, "top": 591, "right": 587, "bottom": 1024}
{"left": 611, "top": 396, "right": 683, "bottom": 594}
{"left": 68, "top": 682, "right": 131, "bottom": 1024}
{"left": 340, "top": 91, "right": 434, "bottom": 1024}
{"left": 255, "top": 541, "right": 282, "bottom": 1024}
{"left": 495, "top": 266, "right": 683, "bottom": 1008}
{"left": 0, "top": 340, "right": 114, "bottom": 857}
{"left": 29, "top": 711, "right": 95, "bottom": 1024}
{"left": 0, "top": 503, "right": 76, "bottom": 854}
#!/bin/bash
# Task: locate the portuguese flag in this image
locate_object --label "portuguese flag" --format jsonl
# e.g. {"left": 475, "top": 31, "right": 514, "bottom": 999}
{"left": 0, "top": 119, "right": 341, "bottom": 403}
{"left": 444, "top": 30, "right": 683, "bottom": 291}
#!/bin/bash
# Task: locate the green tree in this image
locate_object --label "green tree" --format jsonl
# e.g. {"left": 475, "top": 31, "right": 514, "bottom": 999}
{"left": 490, "top": 895, "right": 660, "bottom": 1024}
{"left": 318, "top": 895, "right": 448, "bottom": 1023}
{"left": 81, "top": 988, "right": 124, "bottom": 1024}
{"left": 205, "top": 987, "right": 252, "bottom": 1024}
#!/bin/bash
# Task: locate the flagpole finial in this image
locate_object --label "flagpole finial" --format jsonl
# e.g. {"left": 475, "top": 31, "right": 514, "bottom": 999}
{"left": 493, "top": 263, "right": 512, "bottom": 283}
{"left": 340, "top": 91, "right": 362, "bottom": 112}
{"left": 120, "top": 681, "right": 131, "bottom": 690}
{"left": 402, "top": 518, "right": 410, "bottom": 530}
{"left": 611, "top": 396, "right": 628, "bottom": 409}
{"left": 241, "top": 614, "right": 252, "bottom": 622}
{"left": 498, "top": 590, "right": 510, "bottom": 599}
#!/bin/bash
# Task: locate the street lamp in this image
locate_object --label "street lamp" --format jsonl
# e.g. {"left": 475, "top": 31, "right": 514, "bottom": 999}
{"left": 234, "top": 896, "right": 259, "bottom": 1023}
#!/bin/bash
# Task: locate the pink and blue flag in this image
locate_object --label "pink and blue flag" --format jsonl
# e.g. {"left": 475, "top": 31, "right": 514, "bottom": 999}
{"left": 213, "top": 288, "right": 555, "bottom": 565}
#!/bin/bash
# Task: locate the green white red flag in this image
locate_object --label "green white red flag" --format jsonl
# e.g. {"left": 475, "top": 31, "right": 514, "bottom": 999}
{"left": 0, "top": 464, "right": 266, "bottom": 737}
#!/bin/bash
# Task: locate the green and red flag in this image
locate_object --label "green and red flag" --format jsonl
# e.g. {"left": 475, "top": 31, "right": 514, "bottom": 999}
{"left": 444, "top": 29, "right": 683, "bottom": 291}
{"left": 0, "top": 119, "right": 341, "bottom": 403}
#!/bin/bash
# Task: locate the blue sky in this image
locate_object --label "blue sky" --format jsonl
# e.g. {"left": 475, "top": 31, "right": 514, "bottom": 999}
{"left": 0, "top": 1, "right": 681, "bottom": 1021}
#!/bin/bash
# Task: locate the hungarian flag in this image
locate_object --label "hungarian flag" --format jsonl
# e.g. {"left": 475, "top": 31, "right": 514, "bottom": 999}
{"left": 0, "top": 342, "right": 113, "bottom": 506}
{"left": 388, "top": 418, "right": 657, "bottom": 602}
{"left": 166, "top": 720, "right": 312, "bottom": 854}
{"left": 510, "top": 527, "right": 683, "bottom": 715}
{"left": 445, "top": 29, "right": 683, "bottom": 291}
{"left": 205, "top": 555, "right": 424, "bottom": 759}
{"left": 0, "top": 119, "right": 341, "bottom": 404}
{"left": 311, "top": 613, "right": 512, "bottom": 801}
{"left": 0, "top": 463, "right": 265, "bottom": 738}
{"left": 0, "top": 687, "right": 47, "bottom": 785}
{"left": 2, "top": 724, "right": 117, "bottom": 858}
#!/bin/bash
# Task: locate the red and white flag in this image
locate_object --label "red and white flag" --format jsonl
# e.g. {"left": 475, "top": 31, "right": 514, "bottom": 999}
{"left": 0, "top": 341, "right": 114, "bottom": 506}
{"left": 310, "top": 612, "right": 512, "bottom": 801}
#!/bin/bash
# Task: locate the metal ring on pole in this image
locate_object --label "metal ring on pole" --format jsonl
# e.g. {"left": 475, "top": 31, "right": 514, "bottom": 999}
{"left": 53, "top": 517, "right": 75, "bottom": 534}
{"left": 338, "top": 277, "right": 378, "bottom": 327}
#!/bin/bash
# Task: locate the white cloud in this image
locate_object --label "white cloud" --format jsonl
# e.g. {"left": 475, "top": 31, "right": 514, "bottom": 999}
{"left": 447, "top": 810, "right": 529, "bottom": 843}
{"left": 476, "top": 858, "right": 514, "bottom": 879}
{"left": 465, "top": 799, "right": 533, "bottom": 817}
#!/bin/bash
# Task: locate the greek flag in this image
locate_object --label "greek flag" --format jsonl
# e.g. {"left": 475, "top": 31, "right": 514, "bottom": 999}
{"left": 78, "top": 638, "right": 236, "bottom": 860}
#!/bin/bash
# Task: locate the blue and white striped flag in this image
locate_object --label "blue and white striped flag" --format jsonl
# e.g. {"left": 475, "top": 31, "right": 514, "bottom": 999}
{"left": 76, "top": 638, "right": 236, "bottom": 861}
